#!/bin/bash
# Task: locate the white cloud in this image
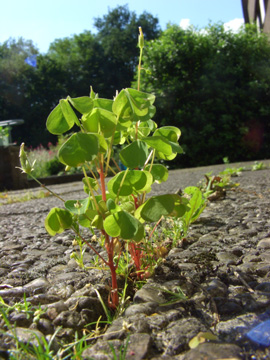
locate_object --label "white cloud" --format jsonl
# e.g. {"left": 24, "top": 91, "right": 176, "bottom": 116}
{"left": 224, "top": 18, "right": 244, "bottom": 32}
{"left": 179, "top": 18, "right": 191, "bottom": 30}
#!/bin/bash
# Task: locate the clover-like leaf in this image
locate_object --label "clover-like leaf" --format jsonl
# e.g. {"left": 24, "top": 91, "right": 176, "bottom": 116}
{"left": 58, "top": 133, "right": 99, "bottom": 167}
{"left": 107, "top": 170, "right": 153, "bottom": 197}
{"left": 119, "top": 140, "right": 148, "bottom": 169}
{"left": 93, "top": 98, "right": 113, "bottom": 112}
{"left": 82, "top": 108, "right": 117, "bottom": 138}
{"left": 65, "top": 198, "right": 91, "bottom": 215}
{"left": 142, "top": 136, "right": 172, "bottom": 155}
{"left": 45, "top": 208, "right": 73, "bottom": 236}
{"left": 135, "top": 194, "right": 176, "bottom": 222}
{"left": 154, "top": 126, "right": 181, "bottom": 142}
{"left": 145, "top": 164, "right": 168, "bottom": 184}
{"left": 67, "top": 96, "right": 94, "bottom": 114}
{"left": 46, "top": 101, "right": 76, "bottom": 135}
{"left": 113, "top": 88, "right": 155, "bottom": 121}
{"left": 104, "top": 210, "right": 144, "bottom": 240}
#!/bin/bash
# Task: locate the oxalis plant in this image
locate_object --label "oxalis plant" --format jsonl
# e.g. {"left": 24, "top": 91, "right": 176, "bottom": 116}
{"left": 19, "top": 28, "right": 192, "bottom": 310}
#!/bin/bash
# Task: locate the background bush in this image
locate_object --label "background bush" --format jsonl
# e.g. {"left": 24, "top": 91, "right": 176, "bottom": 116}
{"left": 139, "top": 24, "right": 270, "bottom": 167}
{"left": 1, "top": 5, "right": 270, "bottom": 168}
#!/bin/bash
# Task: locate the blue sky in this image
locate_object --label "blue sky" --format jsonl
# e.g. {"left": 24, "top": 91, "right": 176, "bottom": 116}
{"left": 0, "top": 0, "right": 244, "bottom": 53}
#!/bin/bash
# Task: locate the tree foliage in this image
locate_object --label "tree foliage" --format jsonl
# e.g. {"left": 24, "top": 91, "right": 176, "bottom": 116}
{"left": 139, "top": 24, "right": 270, "bottom": 166}
{"left": 1, "top": 8, "right": 270, "bottom": 166}
{"left": 0, "top": 5, "right": 160, "bottom": 147}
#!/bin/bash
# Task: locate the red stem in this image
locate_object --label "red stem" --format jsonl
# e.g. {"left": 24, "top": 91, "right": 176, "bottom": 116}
{"left": 129, "top": 242, "right": 143, "bottom": 278}
{"left": 99, "top": 160, "right": 107, "bottom": 202}
{"left": 105, "top": 233, "right": 119, "bottom": 309}
{"left": 98, "top": 160, "right": 118, "bottom": 308}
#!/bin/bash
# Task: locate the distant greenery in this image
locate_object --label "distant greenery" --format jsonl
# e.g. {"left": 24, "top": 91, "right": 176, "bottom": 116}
{"left": 1, "top": 4, "right": 270, "bottom": 167}
{"left": 139, "top": 23, "right": 270, "bottom": 167}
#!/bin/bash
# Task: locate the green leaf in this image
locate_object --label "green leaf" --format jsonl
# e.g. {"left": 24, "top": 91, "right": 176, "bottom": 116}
{"left": 104, "top": 210, "right": 144, "bottom": 240}
{"left": 58, "top": 133, "right": 99, "bottom": 167}
{"left": 65, "top": 198, "right": 91, "bottom": 215}
{"left": 145, "top": 164, "right": 168, "bottom": 184}
{"left": 119, "top": 140, "right": 148, "bottom": 169}
{"left": 45, "top": 208, "right": 73, "bottom": 236}
{"left": 82, "top": 177, "right": 99, "bottom": 194}
{"left": 142, "top": 136, "right": 172, "bottom": 155}
{"left": 154, "top": 126, "right": 181, "bottom": 142}
{"left": 107, "top": 198, "right": 120, "bottom": 213}
{"left": 95, "top": 133, "right": 108, "bottom": 153}
{"left": 137, "top": 105, "right": 156, "bottom": 122}
{"left": 136, "top": 194, "right": 176, "bottom": 222}
{"left": 60, "top": 99, "right": 80, "bottom": 127}
{"left": 46, "top": 103, "right": 75, "bottom": 135}
{"left": 113, "top": 89, "right": 134, "bottom": 119}
{"left": 107, "top": 170, "right": 153, "bottom": 197}
{"left": 93, "top": 98, "right": 113, "bottom": 112}
{"left": 127, "top": 88, "right": 155, "bottom": 108}
{"left": 168, "top": 140, "right": 184, "bottom": 154}
{"left": 91, "top": 214, "right": 104, "bottom": 230}
{"left": 183, "top": 187, "right": 206, "bottom": 226}
{"left": 113, "top": 131, "right": 126, "bottom": 145}
{"left": 189, "top": 332, "right": 218, "bottom": 349}
{"left": 67, "top": 96, "right": 94, "bottom": 114}
{"left": 138, "top": 120, "right": 157, "bottom": 137}
{"left": 169, "top": 194, "right": 188, "bottom": 218}
{"left": 113, "top": 88, "right": 155, "bottom": 121}
{"left": 90, "top": 86, "right": 96, "bottom": 99}
{"left": 82, "top": 108, "right": 117, "bottom": 138}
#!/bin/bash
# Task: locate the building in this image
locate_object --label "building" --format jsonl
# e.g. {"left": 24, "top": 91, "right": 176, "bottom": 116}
{"left": 242, "top": 0, "right": 270, "bottom": 32}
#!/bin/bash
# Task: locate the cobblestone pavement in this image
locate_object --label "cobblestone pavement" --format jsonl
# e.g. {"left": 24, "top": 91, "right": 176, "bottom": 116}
{"left": 0, "top": 160, "right": 270, "bottom": 359}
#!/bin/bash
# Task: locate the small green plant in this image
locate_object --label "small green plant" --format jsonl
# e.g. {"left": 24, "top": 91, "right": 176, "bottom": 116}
{"left": 156, "top": 286, "right": 187, "bottom": 306}
{"left": 0, "top": 293, "right": 32, "bottom": 318}
{"left": 199, "top": 171, "right": 239, "bottom": 200}
{"left": 0, "top": 190, "right": 50, "bottom": 206}
{"left": 178, "top": 186, "right": 206, "bottom": 236}
{"left": 222, "top": 156, "right": 230, "bottom": 165}
{"left": 220, "top": 166, "right": 244, "bottom": 177}
{"left": 251, "top": 161, "right": 267, "bottom": 171}
{"left": 108, "top": 334, "right": 130, "bottom": 360}
{"left": 18, "top": 28, "right": 201, "bottom": 310}
{"left": 70, "top": 236, "right": 88, "bottom": 270}
{"left": 0, "top": 125, "right": 10, "bottom": 145}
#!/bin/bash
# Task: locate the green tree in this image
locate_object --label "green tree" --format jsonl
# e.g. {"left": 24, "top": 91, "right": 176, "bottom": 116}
{"left": 0, "top": 38, "right": 39, "bottom": 143}
{"left": 47, "top": 31, "right": 106, "bottom": 97}
{"left": 140, "top": 24, "right": 270, "bottom": 167}
{"left": 94, "top": 4, "right": 160, "bottom": 96}
{"left": 0, "top": 6, "right": 161, "bottom": 147}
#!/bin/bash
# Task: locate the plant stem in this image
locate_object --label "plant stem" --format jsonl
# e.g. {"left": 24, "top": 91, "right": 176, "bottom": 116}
{"left": 135, "top": 28, "right": 144, "bottom": 140}
{"left": 105, "top": 125, "right": 117, "bottom": 177}
{"left": 129, "top": 241, "right": 142, "bottom": 278}
{"left": 82, "top": 167, "right": 99, "bottom": 212}
{"left": 72, "top": 227, "right": 109, "bottom": 266}
{"left": 28, "top": 174, "right": 65, "bottom": 202}
{"left": 98, "top": 158, "right": 107, "bottom": 202}
{"left": 137, "top": 38, "right": 143, "bottom": 92}
{"left": 105, "top": 233, "right": 119, "bottom": 309}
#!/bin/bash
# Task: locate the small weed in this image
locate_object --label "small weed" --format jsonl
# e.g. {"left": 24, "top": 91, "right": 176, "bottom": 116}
{"left": 108, "top": 334, "right": 130, "bottom": 360}
{"left": 153, "top": 285, "right": 187, "bottom": 306}
{"left": 199, "top": 171, "right": 239, "bottom": 200}
{"left": 0, "top": 190, "right": 50, "bottom": 206}
{"left": 251, "top": 161, "right": 267, "bottom": 171}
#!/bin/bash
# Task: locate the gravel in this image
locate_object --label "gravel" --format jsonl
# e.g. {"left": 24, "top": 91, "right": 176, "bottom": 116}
{"left": 0, "top": 161, "right": 270, "bottom": 359}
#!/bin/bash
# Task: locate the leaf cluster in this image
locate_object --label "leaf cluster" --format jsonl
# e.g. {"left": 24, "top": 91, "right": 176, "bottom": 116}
{"left": 44, "top": 87, "right": 185, "bottom": 243}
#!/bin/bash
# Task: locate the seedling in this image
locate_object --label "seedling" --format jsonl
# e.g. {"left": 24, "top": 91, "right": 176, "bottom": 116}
{"left": 19, "top": 28, "right": 197, "bottom": 310}
{"left": 251, "top": 161, "right": 267, "bottom": 171}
